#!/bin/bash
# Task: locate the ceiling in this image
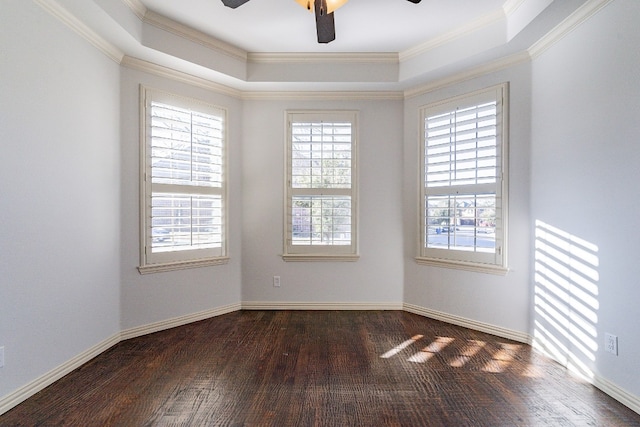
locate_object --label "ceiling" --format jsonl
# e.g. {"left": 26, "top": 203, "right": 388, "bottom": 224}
{"left": 137, "top": 0, "right": 507, "bottom": 54}
{"left": 48, "top": 0, "right": 590, "bottom": 92}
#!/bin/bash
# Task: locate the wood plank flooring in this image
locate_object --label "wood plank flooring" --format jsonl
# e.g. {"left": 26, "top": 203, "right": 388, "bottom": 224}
{"left": 1, "top": 310, "right": 639, "bottom": 426}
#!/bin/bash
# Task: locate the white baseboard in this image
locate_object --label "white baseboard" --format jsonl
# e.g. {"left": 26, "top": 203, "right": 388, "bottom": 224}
{"left": 594, "top": 375, "right": 640, "bottom": 415}
{"left": 3, "top": 302, "right": 638, "bottom": 418}
{"left": 533, "top": 338, "right": 640, "bottom": 416}
{"left": 241, "top": 301, "right": 403, "bottom": 311}
{"left": 120, "top": 303, "right": 242, "bottom": 340}
{"left": 404, "top": 303, "right": 640, "bottom": 415}
{"left": 0, "top": 303, "right": 241, "bottom": 416}
{"left": 0, "top": 332, "right": 120, "bottom": 416}
{"left": 403, "top": 303, "right": 532, "bottom": 344}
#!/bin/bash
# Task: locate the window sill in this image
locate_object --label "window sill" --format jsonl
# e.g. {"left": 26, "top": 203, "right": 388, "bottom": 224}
{"left": 138, "top": 257, "right": 230, "bottom": 274}
{"left": 282, "top": 253, "right": 360, "bottom": 262}
{"left": 415, "top": 256, "right": 508, "bottom": 276}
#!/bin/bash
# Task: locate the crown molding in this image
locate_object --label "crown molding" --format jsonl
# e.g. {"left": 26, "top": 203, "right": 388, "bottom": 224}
{"left": 123, "top": 56, "right": 402, "bottom": 100}
{"left": 34, "top": 0, "right": 124, "bottom": 64}
{"left": 502, "top": 0, "right": 527, "bottom": 17}
{"left": 248, "top": 52, "right": 399, "bottom": 64}
{"left": 242, "top": 90, "right": 404, "bottom": 101}
{"left": 528, "top": 0, "right": 614, "bottom": 59}
{"left": 404, "top": 50, "right": 530, "bottom": 99}
{"left": 143, "top": 9, "right": 248, "bottom": 62}
{"left": 121, "top": 56, "right": 243, "bottom": 99}
{"left": 35, "top": 0, "right": 612, "bottom": 102}
{"left": 121, "top": 0, "right": 247, "bottom": 61}
{"left": 403, "top": 0, "right": 613, "bottom": 98}
{"left": 400, "top": 8, "right": 505, "bottom": 62}
{"left": 120, "top": 0, "right": 147, "bottom": 20}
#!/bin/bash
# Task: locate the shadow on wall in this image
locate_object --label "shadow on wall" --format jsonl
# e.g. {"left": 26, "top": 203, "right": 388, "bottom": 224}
{"left": 533, "top": 220, "right": 600, "bottom": 381}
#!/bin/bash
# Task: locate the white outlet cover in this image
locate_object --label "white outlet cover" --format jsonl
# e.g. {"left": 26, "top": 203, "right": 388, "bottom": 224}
{"left": 605, "top": 333, "right": 618, "bottom": 355}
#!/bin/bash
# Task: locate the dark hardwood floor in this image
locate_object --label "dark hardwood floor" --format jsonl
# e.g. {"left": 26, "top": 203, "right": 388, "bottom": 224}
{"left": 1, "top": 310, "right": 639, "bottom": 426}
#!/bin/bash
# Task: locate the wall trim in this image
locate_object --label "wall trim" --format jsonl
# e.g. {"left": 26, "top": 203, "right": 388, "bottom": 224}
{"left": 121, "top": 57, "right": 403, "bottom": 101}
{"left": 0, "top": 304, "right": 241, "bottom": 416}
{"left": 242, "top": 301, "right": 403, "bottom": 311}
{"left": 121, "top": 56, "right": 242, "bottom": 99}
{"left": 528, "top": 0, "right": 614, "bottom": 59}
{"left": 594, "top": 375, "right": 640, "bottom": 415}
{"left": 404, "top": 50, "right": 530, "bottom": 99}
{"left": 241, "top": 90, "right": 404, "bottom": 101}
{"left": 502, "top": 0, "right": 527, "bottom": 17}
{"left": 407, "top": 302, "right": 640, "bottom": 414}
{"left": 121, "top": 0, "right": 147, "bottom": 21}
{"left": 534, "top": 337, "right": 640, "bottom": 415}
{"left": 3, "top": 303, "right": 639, "bottom": 416}
{"left": 34, "top": 0, "right": 124, "bottom": 64}
{"left": 403, "top": 303, "right": 532, "bottom": 344}
{"left": 120, "top": 303, "right": 242, "bottom": 340}
{"left": 143, "top": 10, "right": 247, "bottom": 62}
{"left": 0, "top": 332, "right": 120, "bottom": 416}
{"left": 248, "top": 52, "right": 398, "bottom": 64}
{"left": 400, "top": 8, "right": 505, "bottom": 62}
{"left": 39, "top": 0, "right": 610, "bottom": 102}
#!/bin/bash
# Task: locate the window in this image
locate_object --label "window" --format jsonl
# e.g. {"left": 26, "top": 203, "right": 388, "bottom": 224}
{"left": 417, "top": 84, "right": 508, "bottom": 274}
{"left": 139, "top": 87, "right": 228, "bottom": 273}
{"left": 284, "top": 111, "right": 359, "bottom": 261}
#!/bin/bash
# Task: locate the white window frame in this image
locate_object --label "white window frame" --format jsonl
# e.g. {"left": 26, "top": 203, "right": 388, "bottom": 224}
{"left": 283, "top": 111, "right": 359, "bottom": 262}
{"left": 138, "top": 86, "right": 229, "bottom": 274}
{"left": 416, "top": 84, "right": 509, "bottom": 275}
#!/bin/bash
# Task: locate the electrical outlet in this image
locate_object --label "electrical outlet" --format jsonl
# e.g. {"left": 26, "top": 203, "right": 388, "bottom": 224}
{"left": 273, "top": 276, "right": 281, "bottom": 287}
{"left": 605, "top": 333, "right": 618, "bottom": 355}
{"left": 0, "top": 346, "right": 4, "bottom": 368}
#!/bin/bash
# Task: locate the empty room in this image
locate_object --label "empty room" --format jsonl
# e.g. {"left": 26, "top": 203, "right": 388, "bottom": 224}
{"left": 1, "top": 0, "right": 639, "bottom": 425}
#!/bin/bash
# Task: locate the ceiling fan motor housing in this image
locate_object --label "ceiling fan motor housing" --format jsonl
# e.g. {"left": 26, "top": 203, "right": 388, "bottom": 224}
{"left": 221, "top": 0, "right": 421, "bottom": 43}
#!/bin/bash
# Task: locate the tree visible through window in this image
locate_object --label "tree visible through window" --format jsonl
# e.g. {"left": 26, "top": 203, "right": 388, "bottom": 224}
{"left": 418, "top": 84, "right": 508, "bottom": 273}
{"left": 284, "top": 111, "right": 358, "bottom": 261}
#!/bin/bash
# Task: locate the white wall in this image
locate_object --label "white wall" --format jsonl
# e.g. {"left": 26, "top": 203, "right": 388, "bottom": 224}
{"left": 119, "top": 69, "right": 243, "bottom": 331}
{"left": 241, "top": 98, "right": 405, "bottom": 305}
{"left": 402, "top": 63, "right": 533, "bottom": 335}
{"left": 530, "top": 0, "right": 640, "bottom": 397}
{"left": 0, "top": 1, "right": 121, "bottom": 399}
{"left": 2, "top": 0, "right": 639, "bottom": 415}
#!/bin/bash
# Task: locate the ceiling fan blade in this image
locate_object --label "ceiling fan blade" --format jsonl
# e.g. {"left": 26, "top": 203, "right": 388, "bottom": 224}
{"left": 406, "top": 0, "right": 422, "bottom": 3}
{"left": 314, "top": 1, "right": 335, "bottom": 43}
{"left": 220, "top": 0, "right": 251, "bottom": 8}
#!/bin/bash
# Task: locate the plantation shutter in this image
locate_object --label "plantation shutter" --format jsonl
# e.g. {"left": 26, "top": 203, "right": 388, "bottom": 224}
{"left": 420, "top": 85, "right": 507, "bottom": 270}
{"left": 285, "top": 112, "right": 358, "bottom": 260}
{"left": 142, "top": 90, "right": 226, "bottom": 268}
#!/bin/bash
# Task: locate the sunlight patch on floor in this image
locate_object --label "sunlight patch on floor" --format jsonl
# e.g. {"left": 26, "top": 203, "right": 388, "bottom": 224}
{"left": 407, "top": 336, "right": 455, "bottom": 363}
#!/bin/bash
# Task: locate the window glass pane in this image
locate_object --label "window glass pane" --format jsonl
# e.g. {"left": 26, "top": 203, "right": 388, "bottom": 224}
{"left": 291, "top": 122, "right": 352, "bottom": 189}
{"left": 150, "top": 102, "right": 223, "bottom": 188}
{"left": 292, "top": 196, "right": 351, "bottom": 246}
{"left": 425, "top": 194, "right": 496, "bottom": 253}
{"left": 425, "top": 102, "right": 497, "bottom": 188}
{"left": 151, "top": 193, "right": 222, "bottom": 252}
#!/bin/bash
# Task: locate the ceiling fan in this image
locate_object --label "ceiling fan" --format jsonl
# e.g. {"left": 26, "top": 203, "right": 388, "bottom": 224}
{"left": 221, "top": 0, "right": 422, "bottom": 44}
